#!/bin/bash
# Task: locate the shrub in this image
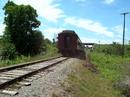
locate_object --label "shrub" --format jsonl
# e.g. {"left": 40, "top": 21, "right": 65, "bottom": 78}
{"left": 1, "top": 43, "right": 18, "bottom": 60}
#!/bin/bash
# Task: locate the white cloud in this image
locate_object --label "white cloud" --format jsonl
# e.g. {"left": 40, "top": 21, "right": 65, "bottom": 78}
{"left": 64, "top": 17, "right": 113, "bottom": 37}
{"left": 12, "top": 0, "right": 65, "bottom": 22}
{"left": 0, "top": 17, "right": 2, "bottom": 20}
{"left": 75, "top": 0, "right": 86, "bottom": 3}
{"left": 112, "top": 25, "right": 128, "bottom": 34}
{"left": 81, "top": 37, "right": 113, "bottom": 44}
{"left": 43, "top": 28, "right": 66, "bottom": 40}
{"left": 112, "top": 25, "right": 123, "bottom": 34}
{"left": 116, "top": 34, "right": 122, "bottom": 39}
{"left": 0, "top": 24, "right": 5, "bottom": 35}
{"left": 80, "top": 37, "right": 98, "bottom": 43}
{"left": 43, "top": 28, "right": 65, "bottom": 33}
{"left": 112, "top": 25, "right": 129, "bottom": 43}
{"left": 112, "top": 25, "right": 128, "bottom": 39}
{"left": 113, "top": 38, "right": 122, "bottom": 44}
{"left": 103, "top": 0, "right": 115, "bottom": 4}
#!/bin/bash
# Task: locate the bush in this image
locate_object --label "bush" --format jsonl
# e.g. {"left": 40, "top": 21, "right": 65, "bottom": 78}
{"left": 1, "top": 43, "right": 18, "bottom": 60}
{"left": 94, "top": 42, "right": 122, "bottom": 56}
{"left": 43, "top": 38, "right": 58, "bottom": 55}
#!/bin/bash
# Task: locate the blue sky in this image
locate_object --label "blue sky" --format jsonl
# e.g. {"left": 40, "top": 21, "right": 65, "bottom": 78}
{"left": 0, "top": 0, "right": 130, "bottom": 44}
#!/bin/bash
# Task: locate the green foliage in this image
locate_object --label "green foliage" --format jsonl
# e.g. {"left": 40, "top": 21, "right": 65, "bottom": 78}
{"left": 90, "top": 52, "right": 129, "bottom": 82}
{"left": 20, "top": 30, "right": 44, "bottom": 55}
{"left": 0, "top": 37, "right": 59, "bottom": 67}
{"left": 0, "top": 55, "right": 29, "bottom": 67}
{"left": 0, "top": 51, "right": 60, "bottom": 68}
{"left": 1, "top": 43, "right": 18, "bottom": 60}
{"left": 65, "top": 62, "right": 124, "bottom": 97}
{"left": 63, "top": 52, "right": 130, "bottom": 97}
{"left": 94, "top": 42, "right": 122, "bottom": 56}
{"left": 0, "top": 37, "right": 2, "bottom": 52}
{"left": 125, "top": 44, "right": 130, "bottom": 56}
{"left": 2, "top": 1, "right": 43, "bottom": 56}
{"left": 0, "top": 1, "right": 58, "bottom": 62}
{"left": 43, "top": 38, "right": 58, "bottom": 55}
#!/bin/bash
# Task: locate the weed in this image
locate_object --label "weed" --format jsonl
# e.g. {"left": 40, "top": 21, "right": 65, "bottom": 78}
{"left": 63, "top": 52, "right": 129, "bottom": 97}
{"left": 0, "top": 52, "right": 60, "bottom": 67}
{"left": 90, "top": 52, "right": 129, "bottom": 82}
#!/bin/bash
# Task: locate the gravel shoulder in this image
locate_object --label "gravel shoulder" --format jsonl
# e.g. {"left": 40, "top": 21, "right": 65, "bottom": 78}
{"left": 0, "top": 58, "right": 83, "bottom": 97}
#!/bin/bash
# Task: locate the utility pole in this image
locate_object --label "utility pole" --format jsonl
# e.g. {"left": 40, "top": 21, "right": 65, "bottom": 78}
{"left": 98, "top": 40, "right": 100, "bottom": 52}
{"left": 121, "top": 12, "right": 129, "bottom": 57}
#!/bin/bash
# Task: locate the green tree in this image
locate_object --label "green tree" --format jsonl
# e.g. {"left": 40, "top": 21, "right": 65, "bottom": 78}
{"left": 43, "top": 38, "right": 58, "bottom": 55}
{"left": 111, "top": 42, "right": 122, "bottom": 55}
{"left": 2, "top": 1, "right": 43, "bottom": 57}
{"left": 100, "top": 42, "right": 122, "bottom": 55}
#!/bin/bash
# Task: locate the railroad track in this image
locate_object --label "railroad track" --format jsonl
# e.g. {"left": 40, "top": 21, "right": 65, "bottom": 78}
{"left": 0, "top": 56, "right": 68, "bottom": 91}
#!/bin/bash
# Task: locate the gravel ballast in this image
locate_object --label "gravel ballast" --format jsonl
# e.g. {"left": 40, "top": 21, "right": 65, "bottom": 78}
{"left": 0, "top": 58, "right": 83, "bottom": 97}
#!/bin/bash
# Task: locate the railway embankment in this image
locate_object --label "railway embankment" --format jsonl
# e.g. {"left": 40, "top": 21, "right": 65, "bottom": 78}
{"left": 0, "top": 58, "right": 82, "bottom": 97}
{"left": 89, "top": 52, "right": 130, "bottom": 97}
{"left": 61, "top": 52, "right": 130, "bottom": 97}
{"left": 115, "top": 64, "right": 130, "bottom": 97}
{"left": 0, "top": 52, "right": 129, "bottom": 97}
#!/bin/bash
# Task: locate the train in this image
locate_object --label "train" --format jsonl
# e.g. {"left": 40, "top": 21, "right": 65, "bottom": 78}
{"left": 57, "top": 30, "right": 85, "bottom": 58}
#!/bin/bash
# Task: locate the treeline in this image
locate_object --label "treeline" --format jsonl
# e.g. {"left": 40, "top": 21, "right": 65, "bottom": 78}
{"left": 0, "top": 1, "right": 57, "bottom": 60}
{"left": 94, "top": 42, "right": 130, "bottom": 56}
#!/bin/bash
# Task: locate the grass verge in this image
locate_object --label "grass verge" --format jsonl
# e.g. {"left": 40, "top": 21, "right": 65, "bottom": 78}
{"left": 63, "top": 52, "right": 129, "bottom": 97}
{"left": 90, "top": 52, "right": 129, "bottom": 82}
{"left": 0, "top": 52, "right": 61, "bottom": 67}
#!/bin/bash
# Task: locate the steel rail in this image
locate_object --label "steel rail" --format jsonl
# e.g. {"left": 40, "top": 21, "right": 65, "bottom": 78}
{"left": 0, "top": 56, "right": 62, "bottom": 72}
{"left": 0, "top": 57, "right": 68, "bottom": 89}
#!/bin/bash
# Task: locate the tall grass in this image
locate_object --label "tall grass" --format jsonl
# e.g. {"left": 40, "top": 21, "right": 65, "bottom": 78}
{"left": 90, "top": 52, "right": 129, "bottom": 82}
{"left": 0, "top": 51, "right": 60, "bottom": 67}
{"left": 64, "top": 61, "right": 125, "bottom": 97}
{"left": 62, "top": 52, "right": 130, "bottom": 97}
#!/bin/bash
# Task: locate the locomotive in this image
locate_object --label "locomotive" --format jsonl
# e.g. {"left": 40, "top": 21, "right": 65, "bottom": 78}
{"left": 57, "top": 30, "right": 85, "bottom": 57}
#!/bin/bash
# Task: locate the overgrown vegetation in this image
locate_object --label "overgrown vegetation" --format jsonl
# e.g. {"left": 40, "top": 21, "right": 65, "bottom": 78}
{"left": 0, "top": 52, "right": 60, "bottom": 68}
{"left": 94, "top": 42, "right": 130, "bottom": 56}
{"left": 63, "top": 49, "right": 130, "bottom": 97}
{"left": 90, "top": 52, "right": 129, "bottom": 82}
{"left": 2, "top": 1, "right": 43, "bottom": 59}
{"left": 0, "top": 1, "right": 59, "bottom": 67}
{"left": 64, "top": 58, "right": 126, "bottom": 97}
{"left": 0, "top": 35, "right": 58, "bottom": 67}
{"left": 0, "top": 38, "right": 59, "bottom": 67}
{"left": 43, "top": 38, "right": 58, "bottom": 56}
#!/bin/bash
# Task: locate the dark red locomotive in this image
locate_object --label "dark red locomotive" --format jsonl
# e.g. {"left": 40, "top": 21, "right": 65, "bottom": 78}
{"left": 57, "top": 30, "right": 85, "bottom": 57}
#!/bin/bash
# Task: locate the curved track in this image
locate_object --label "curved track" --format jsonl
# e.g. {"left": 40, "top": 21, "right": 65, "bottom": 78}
{"left": 0, "top": 57, "right": 68, "bottom": 89}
